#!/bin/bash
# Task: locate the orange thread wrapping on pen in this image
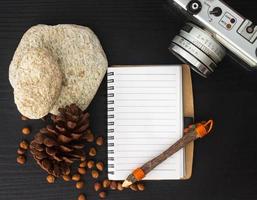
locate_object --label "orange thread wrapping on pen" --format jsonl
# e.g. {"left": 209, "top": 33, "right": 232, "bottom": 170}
{"left": 195, "top": 120, "right": 214, "bottom": 138}
{"left": 133, "top": 168, "right": 145, "bottom": 181}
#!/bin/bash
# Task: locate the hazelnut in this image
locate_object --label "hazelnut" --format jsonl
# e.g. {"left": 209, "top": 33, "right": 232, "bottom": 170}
{"left": 80, "top": 156, "right": 86, "bottom": 162}
{"left": 78, "top": 167, "right": 87, "bottom": 175}
{"left": 99, "top": 191, "right": 107, "bottom": 199}
{"left": 46, "top": 175, "right": 55, "bottom": 184}
{"left": 62, "top": 175, "right": 71, "bottom": 181}
{"left": 17, "top": 147, "right": 26, "bottom": 155}
{"left": 72, "top": 174, "right": 81, "bottom": 181}
{"left": 21, "top": 115, "right": 29, "bottom": 121}
{"left": 91, "top": 170, "right": 99, "bottom": 179}
{"left": 76, "top": 181, "right": 85, "bottom": 189}
{"left": 84, "top": 130, "right": 94, "bottom": 142}
{"left": 79, "top": 161, "right": 87, "bottom": 168}
{"left": 117, "top": 182, "right": 124, "bottom": 191}
{"left": 110, "top": 181, "right": 117, "bottom": 190}
{"left": 102, "top": 179, "right": 111, "bottom": 188}
{"left": 17, "top": 155, "right": 26, "bottom": 165}
{"left": 89, "top": 147, "right": 96, "bottom": 157}
{"left": 87, "top": 160, "right": 95, "bottom": 169}
{"left": 22, "top": 127, "right": 30, "bottom": 135}
{"left": 78, "top": 193, "right": 87, "bottom": 200}
{"left": 137, "top": 183, "right": 145, "bottom": 191}
{"left": 94, "top": 182, "right": 101, "bottom": 191}
{"left": 19, "top": 140, "right": 29, "bottom": 150}
{"left": 96, "top": 137, "right": 104, "bottom": 146}
{"left": 96, "top": 162, "right": 104, "bottom": 171}
{"left": 130, "top": 184, "right": 138, "bottom": 191}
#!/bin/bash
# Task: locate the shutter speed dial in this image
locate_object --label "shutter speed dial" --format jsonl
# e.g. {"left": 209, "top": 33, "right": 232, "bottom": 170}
{"left": 187, "top": 0, "right": 202, "bottom": 15}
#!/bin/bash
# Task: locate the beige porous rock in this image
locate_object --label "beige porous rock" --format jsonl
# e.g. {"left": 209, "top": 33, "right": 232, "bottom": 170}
{"left": 9, "top": 24, "right": 108, "bottom": 118}
{"left": 14, "top": 48, "right": 62, "bottom": 119}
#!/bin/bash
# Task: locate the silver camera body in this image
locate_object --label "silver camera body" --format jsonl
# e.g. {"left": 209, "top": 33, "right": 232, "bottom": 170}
{"left": 169, "top": 0, "right": 257, "bottom": 77}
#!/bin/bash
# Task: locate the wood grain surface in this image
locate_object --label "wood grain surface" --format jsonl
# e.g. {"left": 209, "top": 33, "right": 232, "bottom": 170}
{"left": 0, "top": 0, "right": 257, "bottom": 199}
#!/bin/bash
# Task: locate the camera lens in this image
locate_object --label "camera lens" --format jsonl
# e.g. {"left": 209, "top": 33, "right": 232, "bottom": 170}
{"left": 169, "top": 23, "right": 226, "bottom": 77}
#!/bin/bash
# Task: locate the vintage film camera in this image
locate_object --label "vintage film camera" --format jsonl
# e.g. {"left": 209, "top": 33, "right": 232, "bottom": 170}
{"left": 169, "top": 0, "right": 257, "bottom": 77}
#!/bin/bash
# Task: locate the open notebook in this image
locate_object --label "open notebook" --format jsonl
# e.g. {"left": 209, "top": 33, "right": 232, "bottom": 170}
{"left": 107, "top": 65, "right": 184, "bottom": 180}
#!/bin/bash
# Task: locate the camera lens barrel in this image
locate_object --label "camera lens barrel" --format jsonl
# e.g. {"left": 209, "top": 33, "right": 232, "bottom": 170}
{"left": 169, "top": 23, "right": 226, "bottom": 77}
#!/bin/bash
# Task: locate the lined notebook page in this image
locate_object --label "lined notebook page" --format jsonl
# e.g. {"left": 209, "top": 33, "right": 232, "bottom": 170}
{"left": 107, "top": 65, "right": 184, "bottom": 180}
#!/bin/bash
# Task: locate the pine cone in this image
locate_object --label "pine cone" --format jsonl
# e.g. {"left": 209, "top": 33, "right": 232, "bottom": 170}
{"left": 30, "top": 104, "right": 90, "bottom": 177}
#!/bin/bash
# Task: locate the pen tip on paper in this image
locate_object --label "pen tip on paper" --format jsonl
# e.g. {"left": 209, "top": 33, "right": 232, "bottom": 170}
{"left": 122, "top": 180, "right": 132, "bottom": 188}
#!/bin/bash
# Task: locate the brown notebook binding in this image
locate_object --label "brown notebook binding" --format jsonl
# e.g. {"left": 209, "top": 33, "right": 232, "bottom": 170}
{"left": 182, "top": 64, "right": 194, "bottom": 180}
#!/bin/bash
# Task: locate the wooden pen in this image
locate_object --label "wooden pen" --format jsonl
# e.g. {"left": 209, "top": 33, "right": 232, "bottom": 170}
{"left": 122, "top": 120, "right": 214, "bottom": 188}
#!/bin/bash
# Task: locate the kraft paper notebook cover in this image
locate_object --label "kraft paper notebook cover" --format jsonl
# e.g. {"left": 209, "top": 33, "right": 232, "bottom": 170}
{"left": 107, "top": 65, "right": 194, "bottom": 180}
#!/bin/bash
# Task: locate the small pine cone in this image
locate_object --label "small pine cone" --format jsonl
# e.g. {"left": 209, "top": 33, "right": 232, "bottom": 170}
{"left": 30, "top": 104, "right": 90, "bottom": 177}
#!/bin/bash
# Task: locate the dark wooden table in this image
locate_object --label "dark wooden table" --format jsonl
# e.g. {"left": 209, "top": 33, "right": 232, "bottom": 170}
{"left": 0, "top": 0, "right": 257, "bottom": 199}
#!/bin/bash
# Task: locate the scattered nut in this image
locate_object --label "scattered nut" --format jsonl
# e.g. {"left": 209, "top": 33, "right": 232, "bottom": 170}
{"left": 17, "top": 109, "right": 143, "bottom": 198}
{"left": 130, "top": 184, "right": 138, "bottom": 191}
{"left": 87, "top": 160, "right": 95, "bottom": 169}
{"left": 89, "top": 147, "right": 96, "bottom": 157}
{"left": 19, "top": 140, "right": 29, "bottom": 150}
{"left": 62, "top": 175, "right": 71, "bottom": 181}
{"left": 80, "top": 156, "right": 86, "bottom": 162}
{"left": 91, "top": 170, "right": 99, "bottom": 179}
{"left": 21, "top": 115, "right": 29, "bottom": 121}
{"left": 17, "top": 147, "right": 26, "bottom": 155}
{"left": 84, "top": 130, "right": 94, "bottom": 142}
{"left": 137, "top": 183, "right": 145, "bottom": 191}
{"left": 76, "top": 181, "right": 85, "bottom": 189}
{"left": 99, "top": 191, "right": 107, "bottom": 199}
{"left": 17, "top": 155, "right": 26, "bottom": 165}
{"left": 96, "top": 137, "right": 104, "bottom": 146}
{"left": 96, "top": 162, "right": 104, "bottom": 171}
{"left": 72, "top": 174, "right": 81, "bottom": 181}
{"left": 94, "top": 182, "right": 102, "bottom": 191}
{"left": 102, "top": 179, "right": 111, "bottom": 188}
{"left": 110, "top": 181, "right": 117, "bottom": 190}
{"left": 117, "top": 182, "right": 124, "bottom": 191}
{"left": 78, "top": 193, "right": 87, "bottom": 200}
{"left": 78, "top": 167, "right": 86, "bottom": 175}
{"left": 46, "top": 175, "right": 55, "bottom": 184}
{"left": 22, "top": 127, "right": 31, "bottom": 135}
{"left": 79, "top": 161, "right": 87, "bottom": 168}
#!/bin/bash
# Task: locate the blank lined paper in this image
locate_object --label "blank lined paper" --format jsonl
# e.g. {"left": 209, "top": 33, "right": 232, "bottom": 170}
{"left": 107, "top": 65, "right": 184, "bottom": 180}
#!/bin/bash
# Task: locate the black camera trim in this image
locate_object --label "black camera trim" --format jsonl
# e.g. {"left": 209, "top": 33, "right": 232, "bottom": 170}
{"left": 187, "top": 0, "right": 202, "bottom": 15}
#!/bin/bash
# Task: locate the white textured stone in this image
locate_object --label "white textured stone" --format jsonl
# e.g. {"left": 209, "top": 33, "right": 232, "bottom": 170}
{"left": 9, "top": 24, "right": 108, "bottom": 117}
{"left": 14, "top": 48, "right": 62, "bottom": 119}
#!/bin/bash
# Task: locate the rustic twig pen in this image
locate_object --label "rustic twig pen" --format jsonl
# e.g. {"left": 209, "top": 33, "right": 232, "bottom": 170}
{"left": 122, "top": 120, "right": 214, "bottom": 188}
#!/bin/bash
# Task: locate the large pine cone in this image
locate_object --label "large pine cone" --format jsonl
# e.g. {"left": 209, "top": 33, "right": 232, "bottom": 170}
{"left": 30, "top": 104, "right": 90, "bottom": 177}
